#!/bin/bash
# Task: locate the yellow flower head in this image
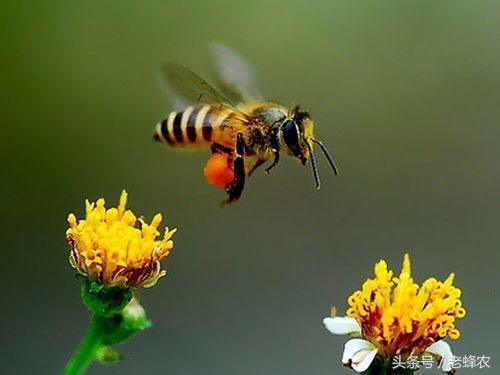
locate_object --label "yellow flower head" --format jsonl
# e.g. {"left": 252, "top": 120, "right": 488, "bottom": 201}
{"left": 66, "top": 191, "right": 176, "bottom": 288}
{"left": 346, "top": 254, "right": 466, "bottom": 358}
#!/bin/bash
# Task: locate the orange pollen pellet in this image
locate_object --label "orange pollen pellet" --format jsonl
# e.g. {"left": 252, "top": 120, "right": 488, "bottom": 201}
{"left": 204, "top": 153, "right": 235, "bottom": 189}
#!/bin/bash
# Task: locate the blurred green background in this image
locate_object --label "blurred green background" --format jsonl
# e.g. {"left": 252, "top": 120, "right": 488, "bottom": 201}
{"left": 1, "top": 1, "right": 499, "bottom": 374}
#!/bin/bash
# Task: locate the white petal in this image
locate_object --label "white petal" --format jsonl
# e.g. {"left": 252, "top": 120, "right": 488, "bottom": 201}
{"left": 351, "top": 348, "right": 379, "bottom": 372}
{"left": 426, "top": 340, "right": 453, "bottom": 372}
{"left": 323, "top": 316, "right": 362, "bottom": 335}
{"left": 342, "top": 338, "right": 378, "bottom": 372}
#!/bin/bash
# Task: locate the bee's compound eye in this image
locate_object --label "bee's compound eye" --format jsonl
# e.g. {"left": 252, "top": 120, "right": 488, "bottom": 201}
{"left": 282, "top": 120, "right": 301, "bottom": 155}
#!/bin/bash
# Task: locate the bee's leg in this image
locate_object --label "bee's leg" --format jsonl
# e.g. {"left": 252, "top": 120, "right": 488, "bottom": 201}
{"left": 222, "top": 133, "right": 246, "bottom": 206}
{"left": 210, "top": 143, "right": 233, "bottom": 155}
{"left": 248, "top": 158, "right": 266, "bottom": 177}
{"left": 265, "top": 150, "right": 280, "bottom": 174}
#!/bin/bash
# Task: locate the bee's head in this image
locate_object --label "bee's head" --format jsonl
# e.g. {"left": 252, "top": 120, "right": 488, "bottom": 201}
{"left": 279, "top": 105, "right": 338, "bottom": 189}
{"left": 279, "top": 106, "right": 313, "bottom": 164}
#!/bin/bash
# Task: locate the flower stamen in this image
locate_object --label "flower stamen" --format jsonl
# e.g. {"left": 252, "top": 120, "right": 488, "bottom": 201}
{"left": 346, "top": 254, "right": 465, "bottom": 358}
{"left": 67, "top": 190, "right": 176, "bottom": 288}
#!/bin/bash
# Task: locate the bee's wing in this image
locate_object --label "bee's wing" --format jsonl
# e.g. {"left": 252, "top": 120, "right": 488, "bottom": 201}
{"left": 161, "top": 61, "right": 241, "bottom": 111}
{"left": 210, "top": 43, "right": 264, "bottom": 102}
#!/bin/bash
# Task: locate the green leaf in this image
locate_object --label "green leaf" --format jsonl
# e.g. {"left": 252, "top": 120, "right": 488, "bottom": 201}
{"left": 96, "top": 346, "right": 123, "bottom": 364}
{"left": 80, "top": 277, "right": 133, "bottom": 317}
{"left": 89, "top": 281, "right": 104, "bottom": 293}
{"left": 361, "top": 357, "right": 417, "bottom": 375}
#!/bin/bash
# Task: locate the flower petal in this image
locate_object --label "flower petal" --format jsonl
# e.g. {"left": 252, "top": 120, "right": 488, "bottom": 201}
{"left": 342, "top": 338, "right": 378, "bottom": 372}
{"left": 323, "top": 316, "right": 362, "bottom": 335}
{"left": 351, "top": 348, "right": 379, "bottom": 372}
{"left": 426, "top": 340, "right": 453, "bottom": 372}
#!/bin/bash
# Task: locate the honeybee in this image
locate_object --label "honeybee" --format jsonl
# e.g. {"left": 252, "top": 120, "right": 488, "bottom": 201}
{"left": 154, "top": 44, "right": 338, "bottom": 205}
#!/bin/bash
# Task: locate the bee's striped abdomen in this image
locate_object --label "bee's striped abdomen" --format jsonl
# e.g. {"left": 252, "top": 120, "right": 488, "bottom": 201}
{"left": 155, "top": 105, "right": 236, "bottom": 148}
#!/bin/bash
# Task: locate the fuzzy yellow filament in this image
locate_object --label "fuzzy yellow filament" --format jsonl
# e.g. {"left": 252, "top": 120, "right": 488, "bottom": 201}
{"left": 346, "top": 254, "right": 466, "bottom": 358}
{"left": 66, "top": 191, "right": 176, "bottom": 287}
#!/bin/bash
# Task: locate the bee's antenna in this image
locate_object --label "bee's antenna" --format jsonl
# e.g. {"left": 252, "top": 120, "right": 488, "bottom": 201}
{"left": 312, "top": 139, "right": 339, "bottom": 176}
{"left": 305, "top": 141, "right": 321, "bottom": 190}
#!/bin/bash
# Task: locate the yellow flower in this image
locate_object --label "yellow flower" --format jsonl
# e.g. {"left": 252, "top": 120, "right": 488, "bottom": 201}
{"left": 66, "top": 190, "right": 176, "bottom": 288}
{"left": 323, "top": 254, "right": 466, "bottom": 373}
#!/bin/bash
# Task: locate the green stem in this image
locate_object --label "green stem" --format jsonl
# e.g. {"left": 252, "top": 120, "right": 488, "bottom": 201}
{"left": 63, "top": 281, "right": 147, "bottom": 374}
{"left": 63, "top": 315, "right": 102, "bottom": 375}
{"left": 362, "top": 358, "right": 416, "bottom": 375}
